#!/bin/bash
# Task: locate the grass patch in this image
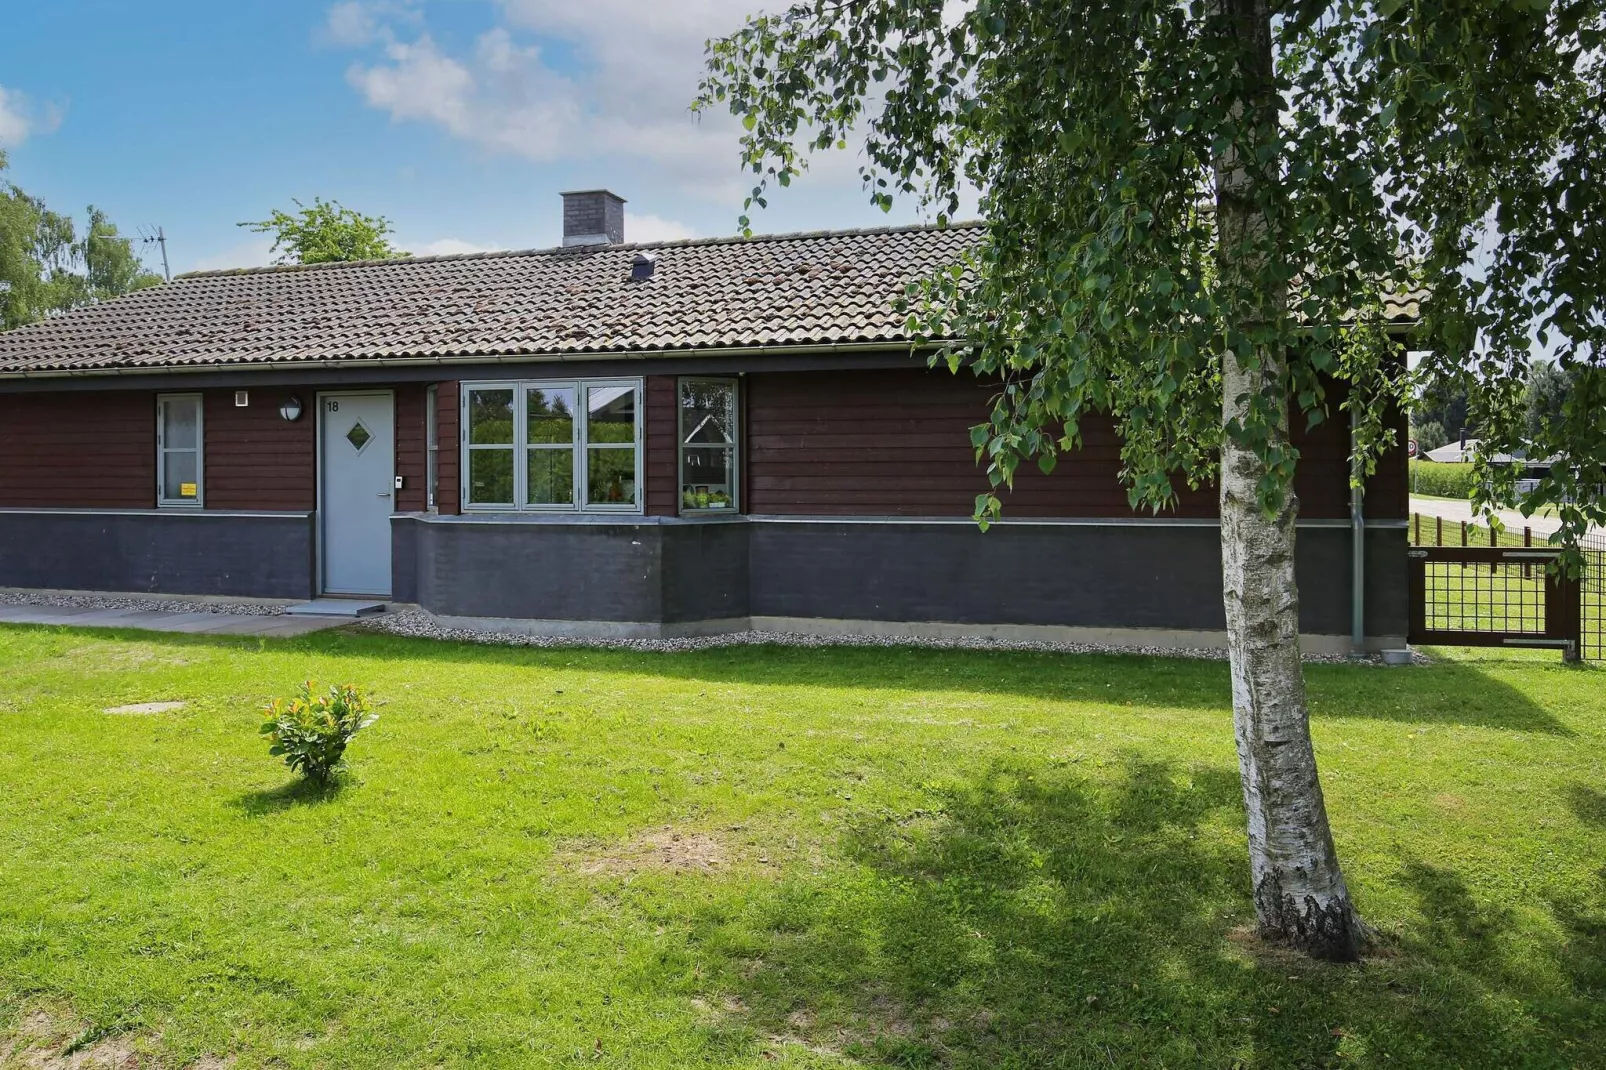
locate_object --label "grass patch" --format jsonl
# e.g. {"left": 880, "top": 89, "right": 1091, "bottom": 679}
{"left": 0, "top": 625, "right": 1602, "bottom": 1068}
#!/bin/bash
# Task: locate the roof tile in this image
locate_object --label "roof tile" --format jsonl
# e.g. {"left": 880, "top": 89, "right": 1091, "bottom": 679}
{"left": 0, "top": 221, "right": 1423, "bottom": 376}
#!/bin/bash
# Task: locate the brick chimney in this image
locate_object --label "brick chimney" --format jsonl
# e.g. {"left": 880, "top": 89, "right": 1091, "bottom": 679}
{"left": 561, "top": 190, "right": 626, "bottom": 247}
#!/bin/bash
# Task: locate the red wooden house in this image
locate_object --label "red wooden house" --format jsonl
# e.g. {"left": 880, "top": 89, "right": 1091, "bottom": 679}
{"left": 0, "top": 191, "right": 1413, "bottom": 650}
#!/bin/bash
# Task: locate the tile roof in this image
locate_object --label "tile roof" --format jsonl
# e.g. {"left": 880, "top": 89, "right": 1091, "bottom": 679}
{"left": 0, "top": 223, "right": 981, "bottom": 377}
{"left": 0, "top": 220, "right": 1423, "bottom": 378}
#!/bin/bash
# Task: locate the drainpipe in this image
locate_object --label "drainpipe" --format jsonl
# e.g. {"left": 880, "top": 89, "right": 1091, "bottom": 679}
{"left": 1350, "top": 405, "right": 1366, "bottom": 657}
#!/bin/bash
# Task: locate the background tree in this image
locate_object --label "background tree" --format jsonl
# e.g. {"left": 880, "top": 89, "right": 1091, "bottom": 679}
{"left": 1524, "top": 359, "right": 1573, "bottom": 448}
{"left": 1415, "top": 360, "right": 1575, "bottom": 455}
{"left": 241, "top": 198, "right": 407, "bottom": 265}
{"left": 1412, "top": 380, "right": 1470, "bottom": 452}
{"left": 1411, "top": 420, "right": 1449, "bottom": 454}
{"left": 1, "top": 151, "right": 162, "bottom": 330}
{"left": 701, "top": 0, "right": 1605, "bottom": 961}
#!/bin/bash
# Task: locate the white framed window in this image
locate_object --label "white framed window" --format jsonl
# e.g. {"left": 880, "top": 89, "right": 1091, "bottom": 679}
{"left": 156, "top": 393, "right": 203, "bottom": 508}
{"left": 460, "top": 379, "right": 642, "bottom": 513}
{"left": 678, "top": 378, "right": 739, "bottom": 514}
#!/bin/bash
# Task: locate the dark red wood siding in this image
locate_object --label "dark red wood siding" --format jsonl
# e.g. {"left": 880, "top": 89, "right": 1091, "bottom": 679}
{"left": 745, "top": 368, "right": 1406, "bottom": 520}
{"left": 395, "top": 384, "right": 429, "bottom": 513}
{"left": 435, "top": 380, "right": 461, "bottom": 515}
{"left": 0, "top": 390, "right": 155, "bottom": 508}
{"left": 202, "top": 389, "right": 316, "bottom": 511}
{"left": 1, "top": 370, "right": 1403, "bottom": 522}
{"left": 644, "top": 375, "right": 678, "bottom": 515}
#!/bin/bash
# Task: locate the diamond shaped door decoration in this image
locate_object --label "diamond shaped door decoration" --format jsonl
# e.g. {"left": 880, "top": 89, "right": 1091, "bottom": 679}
{"left": 345, "top": 420, "right": 373, "bottom": 452}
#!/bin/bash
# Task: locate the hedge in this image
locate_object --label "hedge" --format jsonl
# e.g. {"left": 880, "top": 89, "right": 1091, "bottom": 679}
{"left": 1409, "top": 460, "right": 1477, "bottom": 499}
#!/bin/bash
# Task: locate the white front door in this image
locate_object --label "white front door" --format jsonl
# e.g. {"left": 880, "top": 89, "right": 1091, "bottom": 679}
{"left": 321, "top": 392, "right": 394, "bottom": 596}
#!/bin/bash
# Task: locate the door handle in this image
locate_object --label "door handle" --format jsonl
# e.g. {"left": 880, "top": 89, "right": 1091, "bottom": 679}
{"left": 377, "top": 491, "right": 392, "bottom": 498}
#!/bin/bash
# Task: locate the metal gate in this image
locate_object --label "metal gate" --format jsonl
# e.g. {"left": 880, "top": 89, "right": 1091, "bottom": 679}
{"left": 1407, "top": 545, "right": 1583, "bottom": 659}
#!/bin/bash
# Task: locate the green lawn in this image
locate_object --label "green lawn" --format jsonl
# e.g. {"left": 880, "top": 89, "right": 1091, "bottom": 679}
{"left": 1, "top": 626, "right": 1602, "bottom": 1069}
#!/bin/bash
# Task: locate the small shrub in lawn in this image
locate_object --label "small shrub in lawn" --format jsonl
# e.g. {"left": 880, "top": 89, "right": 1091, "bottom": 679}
{"left": 260, "top": 681, "right": 377, "bottom": 787}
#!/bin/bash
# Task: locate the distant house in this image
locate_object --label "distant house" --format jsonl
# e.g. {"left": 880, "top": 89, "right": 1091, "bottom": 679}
{"left": 0, "top": 190, "right": 1417, "bottom": 652}
{"left": 1424, "top": 439, "right": 1478, "bottom": 463}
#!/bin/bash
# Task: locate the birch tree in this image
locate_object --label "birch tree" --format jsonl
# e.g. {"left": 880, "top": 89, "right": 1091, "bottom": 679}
{"left": 699, "top": 0, "right": 1606, "bottom": 961}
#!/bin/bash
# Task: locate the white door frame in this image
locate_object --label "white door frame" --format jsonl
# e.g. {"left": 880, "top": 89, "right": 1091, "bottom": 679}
{"left": 316, "top": 389, "right": 396, "bottom": 597}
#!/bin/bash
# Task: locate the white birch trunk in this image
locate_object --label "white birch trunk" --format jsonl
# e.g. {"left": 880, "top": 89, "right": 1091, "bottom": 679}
{"left": 1215, "top": 0, "right": 1363, "bottom": 962}
{"left": 1219, "top": 360, "right": 1362, "bottom": 962}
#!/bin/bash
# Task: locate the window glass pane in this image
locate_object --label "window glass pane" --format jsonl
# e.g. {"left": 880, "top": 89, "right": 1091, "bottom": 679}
{"left": 681, "top": 381, "right": 735, "bottom": 445}
{"left": 587, "top": 448, "right": 636, "bottom": 505}
{"left": 162, "top": 450, "right": 198, "bottom": 501}
{"left": 162, "top": 398, "right": 199, "bottom": 449}
{"left": 527, "top": 387, "right": 576, "bottom": 445}
{"left": 426, "top": 386, "right": 439, "bottom": 509}
{"left": 527, "top": 448, "right": 574, "bottom": 505}
{"left": 468, "top": 388, "right": 515, "bottom": 445}
{"left": 468, "top": 448, "right": 514, "bottom": 504}
{"left": 586, "top": 384, "right": 636, "bottom": 444}
{"left": 681, "top": 447, "right": 735, "bottom": 510}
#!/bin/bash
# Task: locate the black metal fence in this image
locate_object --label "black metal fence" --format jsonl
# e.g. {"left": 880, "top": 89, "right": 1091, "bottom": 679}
{"left": 1409, "top": 513, "right": 1601, "bottom": 660}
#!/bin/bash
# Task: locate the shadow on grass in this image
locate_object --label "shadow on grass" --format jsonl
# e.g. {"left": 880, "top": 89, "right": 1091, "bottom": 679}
{"left": 1565, "top": 784, "right": 1606, "bottom": 828}
{"left": 16, "top": 619, "right": 1569, "bottom": 734}
{"left": 675, "top": 756, "right": 1601, "bottom": 1068}
{"left": 231, "top": 776, "right": 346, "bottom": 815}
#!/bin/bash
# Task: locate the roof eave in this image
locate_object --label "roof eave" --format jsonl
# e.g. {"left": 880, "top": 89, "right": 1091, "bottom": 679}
{"left": 0, "top": 338, "right": 946, "bottom": 382}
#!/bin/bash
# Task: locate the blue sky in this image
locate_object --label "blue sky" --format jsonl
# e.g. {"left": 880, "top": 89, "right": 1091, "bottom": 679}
{"left": 0, "top": 1, "right": 930, "bottom": 275}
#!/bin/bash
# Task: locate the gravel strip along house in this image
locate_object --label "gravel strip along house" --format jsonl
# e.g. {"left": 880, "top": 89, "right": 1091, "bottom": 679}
{"left": 0, "top": 191, "right": 1416, "bottom": 651}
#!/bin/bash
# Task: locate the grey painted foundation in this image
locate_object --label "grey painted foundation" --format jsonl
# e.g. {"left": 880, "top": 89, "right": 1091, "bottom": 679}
{"left": 0, "top": 508, "right": 315, "bottom": 599}
{"left": 390, "top": 514, "right": 1408, "bottom": 648}
{"left": 0, "top": 509, "right": 1406, "bottom": 648}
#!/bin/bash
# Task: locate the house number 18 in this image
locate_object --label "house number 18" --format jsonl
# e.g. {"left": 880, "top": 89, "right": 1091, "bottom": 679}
{"left": 328, "top": 400, "right": 340, "bottom": 412}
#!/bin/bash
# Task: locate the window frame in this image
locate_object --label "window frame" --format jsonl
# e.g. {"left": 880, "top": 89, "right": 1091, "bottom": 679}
{"left": 525, "top": 383, "right": 581, "bottom": 510}
{"left": 155, "top": 392, "right": 204, "bottom": 509}
{"left": 458, "top": 378, "right": 643, "bottom": 514}
{"left": 676, "top": 377, "right": 741, "bottom": 516}
{"left": 425, "top": 385, "right": 439, "bottom": 511}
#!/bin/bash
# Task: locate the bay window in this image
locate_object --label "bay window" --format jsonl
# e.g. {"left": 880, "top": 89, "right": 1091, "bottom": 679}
{"left": 156, "top": 393, "right": 203, "bottom": 507}
{"left": 461, "top": 379, "right": 641, "bottom": 512}
{"left": 679, "top": 378, "right": 738, "bottom": 513}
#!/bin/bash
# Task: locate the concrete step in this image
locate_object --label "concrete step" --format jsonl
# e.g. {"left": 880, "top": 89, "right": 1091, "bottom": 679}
{"left": 284, "top": 599, "right": 387, "bottom": 618}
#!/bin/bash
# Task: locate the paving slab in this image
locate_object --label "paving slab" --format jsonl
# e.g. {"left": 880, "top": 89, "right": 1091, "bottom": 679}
{"left": 204, "top": 615, "right": 352, "bottom": 637}
{"left": 0, "top": 606, "right": 68, "bottom": 624}
{"left": 2, "top": 604, "right": 108, "bottom": 619}
{"left": 285, "top": 598, "right": 386, "bottom": 618}
{"left": 125, "top": 611, "right": 221, "bottom": 633}
{"left": 0, "top": 605, "right": 353, "bottom": 637}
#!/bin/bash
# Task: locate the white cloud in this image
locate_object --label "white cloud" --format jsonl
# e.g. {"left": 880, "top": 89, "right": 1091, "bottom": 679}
{"left": 409, "top": 237, "right": 505, "bottom": 257}
{"left": 347, "top": 31, "right": 581, "bottom": 160}
{"left": 319, "top": 0, "right": 420, "bottom": 47}
{"left": 0, "top": 85, "right": 62, "bottom": 147}
{"left": 336, "top": 1, "right": 781, "bottom": 198}
{"left": 625, "top": 212, "right": 696, "bottom": 244}
{"left": 330, "top": 0, "right": 978, "bottom": 226}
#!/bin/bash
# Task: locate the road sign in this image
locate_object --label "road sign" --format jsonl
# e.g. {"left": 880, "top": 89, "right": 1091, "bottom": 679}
{"left": 1407, "top": 438, "right": 1419, "bottom": 458}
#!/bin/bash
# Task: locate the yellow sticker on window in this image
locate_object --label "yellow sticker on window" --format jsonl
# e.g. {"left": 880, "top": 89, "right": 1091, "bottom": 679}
{"left": 180, "top": 483, "right": 197, "bottom": 497}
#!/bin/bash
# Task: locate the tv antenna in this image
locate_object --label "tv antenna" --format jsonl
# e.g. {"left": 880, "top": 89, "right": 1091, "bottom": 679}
{"left": 139, "top": 225, "right": 171, "bottom": 282}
